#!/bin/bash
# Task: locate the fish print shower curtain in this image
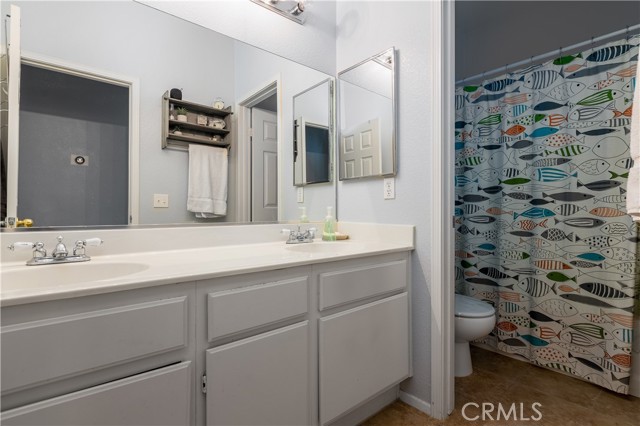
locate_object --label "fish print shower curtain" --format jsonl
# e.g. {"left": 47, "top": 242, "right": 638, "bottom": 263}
{"left": 455, "top": 36, "right": 639, "bottom": 394}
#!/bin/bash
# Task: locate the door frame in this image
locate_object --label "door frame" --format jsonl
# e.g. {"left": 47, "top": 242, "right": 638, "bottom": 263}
{"left": 236, "top": 76, "right": 282, "bottom": 222}
{"left": 429, "top": 0, "right": 456, "bottom": 420}
{"left": 4, "top": 4, "right": 21, "bottom": 222}
{"left": 11, "top": 50, "right": 140, "bottom": 224}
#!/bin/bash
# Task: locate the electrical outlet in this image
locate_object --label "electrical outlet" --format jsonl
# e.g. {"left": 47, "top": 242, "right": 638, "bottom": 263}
{"left": 383, "top": 178, "right": 395, "bottom": 200}
{"left": 153, "top": 194, "right": 169, "bottom": 208}
{"left": 297, "top": 187, "right": 304, "bottom": 203}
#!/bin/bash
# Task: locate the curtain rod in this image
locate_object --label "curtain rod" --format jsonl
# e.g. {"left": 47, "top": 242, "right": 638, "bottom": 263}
{"left": 456, "top": 23, "right": 640, "bottom": 86}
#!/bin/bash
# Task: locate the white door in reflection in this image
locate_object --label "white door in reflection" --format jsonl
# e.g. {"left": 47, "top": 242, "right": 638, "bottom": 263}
{"left": 340, "top": 118, "right": 381, "bottom": 179}
{"left": 251, "top": 107, "right": 278, "bottom": 222}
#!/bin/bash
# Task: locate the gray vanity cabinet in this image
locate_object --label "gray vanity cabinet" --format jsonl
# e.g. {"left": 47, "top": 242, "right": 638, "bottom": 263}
{"left": 1, "top": 251, "right": 411, "bottom": 426}
{"left": 199, "top": 254, "right": 411, "bottom": 426}
{"left": 0, "top": 283, "right": 196, "bottom": 425}
{"left": 315, "top": 257, "right": 411, "bottom": 425}
{"left": 197, "top": 268, "right": 312, "bottom": 426}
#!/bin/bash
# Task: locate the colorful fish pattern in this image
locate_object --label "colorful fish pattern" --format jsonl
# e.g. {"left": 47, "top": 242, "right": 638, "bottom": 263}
{"left": 454, "top": 36, "right": 638, "bottom": 395}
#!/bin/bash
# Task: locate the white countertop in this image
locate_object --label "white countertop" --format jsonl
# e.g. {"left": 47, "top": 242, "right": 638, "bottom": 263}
{"left": 1, "top": 223, "right": 414, "bottom": 307}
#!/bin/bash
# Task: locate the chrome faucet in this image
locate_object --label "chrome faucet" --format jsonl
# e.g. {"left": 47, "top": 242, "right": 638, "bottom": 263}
{"left": 8, "top": 236, "right": 103, "bottom": 266}
{"left": 281, "top": 226, "right": 316, "bottom": 244}
{"left": 52, "top": 236, "right": 69, "bottom": 259}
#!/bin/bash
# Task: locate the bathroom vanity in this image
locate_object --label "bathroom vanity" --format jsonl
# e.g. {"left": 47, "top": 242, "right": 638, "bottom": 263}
{"left": 0, "top": 223, "right": 413, "bottom": 426}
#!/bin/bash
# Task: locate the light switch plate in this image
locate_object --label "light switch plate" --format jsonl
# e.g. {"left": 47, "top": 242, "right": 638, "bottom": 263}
{"left": 383, "top": 178, "right": 395, "bottom": 200}
{"left": 297, "top": 187, "right": 304, "bottom": 203}
{"left": 153, "top": 194, "right": 169, "bottom": 208}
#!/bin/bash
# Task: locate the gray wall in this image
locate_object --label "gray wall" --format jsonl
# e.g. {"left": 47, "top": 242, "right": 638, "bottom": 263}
{"left": 336, "top": 0, "right": 437, "bottom": 405}
{"left": 139, "top": 0, "right": 337, "bottom": 75}
{"left": 456, "top": 1, "right": 640, "bottom": 81}
{"left": 19, "top": 65, "right": 129, "bottom": 227}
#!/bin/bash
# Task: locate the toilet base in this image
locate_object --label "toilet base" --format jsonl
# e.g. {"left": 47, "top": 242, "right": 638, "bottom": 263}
{"left": 455, "top": 342, "right": 473, "bottom": 377}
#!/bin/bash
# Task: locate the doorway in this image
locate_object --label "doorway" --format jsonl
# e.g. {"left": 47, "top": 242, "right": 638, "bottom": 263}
{"left": 2, "top": 50, "right": 139, "bottom": 228}
{"left": 236, "top": 80, "right": 282, "bottom": 223}
{"left": 251, "top": 103, "right": 278, "bottom": 222}
{"left": 17, "top": 64, "right": 130, "bottom": 226}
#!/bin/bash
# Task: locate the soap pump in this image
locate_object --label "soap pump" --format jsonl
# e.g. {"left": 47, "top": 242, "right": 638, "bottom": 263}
{"left": 299, "top": 207, "right": 309, "bottom": 223}
{"left": 322, "top": 206, "right": 336, "bottom": 241}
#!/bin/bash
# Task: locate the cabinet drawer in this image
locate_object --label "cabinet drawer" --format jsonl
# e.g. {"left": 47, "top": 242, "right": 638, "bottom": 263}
{"left": 319, "top": 260, "right": 407, "bottom": 311}
{"left": 1, "top": 297, "right": 188, "bottom": 393}
{"left": 1, "top": 361, "right": 192, "bottom": 426}
{"left": 207, "top": 276, "right": 308, "bottom": 341}
{"left": 319, "top": 293, "right": 410, "bottom": 424}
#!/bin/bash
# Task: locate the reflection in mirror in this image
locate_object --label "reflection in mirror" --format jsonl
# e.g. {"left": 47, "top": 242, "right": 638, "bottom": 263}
{"left": 0, "top": 0, "right": 336, "bottom": 230}
{"left": 338, "top": 47, "right": 396, "bottom": 180}
{"left": 18, "top": 64, "right": 130, "bottom": 227}
{"left": 293, "top": 79, "right": 333, "bottom": 186}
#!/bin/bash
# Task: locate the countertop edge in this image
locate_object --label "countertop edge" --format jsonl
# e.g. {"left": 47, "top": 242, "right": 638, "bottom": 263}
{"left": 1, "top": 243, "right": 414, "bottom": 307}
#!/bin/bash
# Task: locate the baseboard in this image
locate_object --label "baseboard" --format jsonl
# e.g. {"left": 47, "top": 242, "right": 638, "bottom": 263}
{"left": 630, "top": 350, "right": 640, "bottom": 397}
{"left": 327, "top": 386, "right": 399, "bottom": 426}
{"left": 399, "top": 391, "right": 432, "bottom": 417}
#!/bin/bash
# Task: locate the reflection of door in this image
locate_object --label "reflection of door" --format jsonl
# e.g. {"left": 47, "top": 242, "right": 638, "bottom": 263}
{"left": 3, "top": 5, "right": 21, "bottom": 222}
{"left": 17, "top": 65, "right": 130, "bottom": 227}
{"left": 340, "top": 118, "right": 381, "bottom": 179}
{"left": 2, "top": 4, "right": 136, "bottom": 227}
{"left": 251, "top": 108, "right": 278, "bottom": 222}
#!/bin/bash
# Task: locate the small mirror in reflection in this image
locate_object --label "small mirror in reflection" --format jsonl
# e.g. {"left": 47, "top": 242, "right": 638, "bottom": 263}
{"left": 338, "top": 47, "right": 396, "bottom": 180}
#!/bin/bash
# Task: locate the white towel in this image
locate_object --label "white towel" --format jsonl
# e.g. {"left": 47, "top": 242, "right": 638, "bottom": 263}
{"left": 187, "top": 144, "right": 228, "bottom": 217}
{"left": 627, "top": 61, "right": 640, "bottom": 221}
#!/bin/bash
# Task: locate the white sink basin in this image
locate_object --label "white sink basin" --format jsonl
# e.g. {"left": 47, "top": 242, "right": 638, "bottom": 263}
{"left": 1, "top": 262, "right": 149, "bottom": 290}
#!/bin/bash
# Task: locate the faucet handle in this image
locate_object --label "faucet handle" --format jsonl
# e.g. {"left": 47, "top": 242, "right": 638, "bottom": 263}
{"left": 281, "top": 228, "right": 294, "bottom": 235}
{"left": 7, "top": 241, "right": 47, "bottom": 258}
{"left": 8, "top": 241, "right": 37, "bottom": 251}
{"left": 73, "top": 238, "right": 103, "bottom": 256}
{"left": 84, "top": 238, "right": 103, "bottom": 247}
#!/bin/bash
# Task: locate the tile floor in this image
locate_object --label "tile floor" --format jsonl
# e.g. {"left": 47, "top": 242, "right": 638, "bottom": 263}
{"left": 362, "top": 346, "right": 640, "bottom": 426}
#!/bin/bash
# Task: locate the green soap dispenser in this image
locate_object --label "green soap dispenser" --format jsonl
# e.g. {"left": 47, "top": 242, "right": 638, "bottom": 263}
{"left": 323, "top": 206, "right": 336, "bottom": 241}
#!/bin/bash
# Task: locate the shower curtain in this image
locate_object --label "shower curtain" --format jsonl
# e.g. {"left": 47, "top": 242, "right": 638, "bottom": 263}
{"left": 455, "top": 35, "right": 639, "bottom": 394}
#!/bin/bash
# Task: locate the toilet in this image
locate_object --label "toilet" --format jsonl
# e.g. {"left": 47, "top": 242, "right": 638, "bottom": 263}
{"left": 454, "top": 294, "right": 496, "bottom": 377}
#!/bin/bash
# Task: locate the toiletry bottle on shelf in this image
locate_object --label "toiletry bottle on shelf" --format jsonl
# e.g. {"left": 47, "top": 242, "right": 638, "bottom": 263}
{"left": 299, "top": 207, "right": 309, "bottom": 223}
{"left": 323, "top": 206, "right": 336, "bottom": 241}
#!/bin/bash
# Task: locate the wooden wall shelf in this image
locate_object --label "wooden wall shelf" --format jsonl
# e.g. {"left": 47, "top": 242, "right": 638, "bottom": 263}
{"left": 162, "top": 91, "right": 233, "bottom": 150}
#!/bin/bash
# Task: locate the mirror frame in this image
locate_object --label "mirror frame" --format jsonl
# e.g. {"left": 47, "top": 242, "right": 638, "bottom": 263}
{"left": 337, "top": 47, "right": 397, "bottom": 181}
{"left": 292, "top": 77, "right": 334, "bottom": 187}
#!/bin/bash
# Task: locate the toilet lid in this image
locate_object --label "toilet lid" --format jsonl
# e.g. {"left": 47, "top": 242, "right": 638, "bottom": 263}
{"left": 455, "top": 294, "right": 495, "bottom": 318}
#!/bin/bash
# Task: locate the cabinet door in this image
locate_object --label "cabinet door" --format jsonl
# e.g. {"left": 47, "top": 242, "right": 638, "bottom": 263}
{"left": 319, "top": 293, "right": 409, "bottom": 425}
{"left": 206, "top": 321, "right": 310, "bottom": 426}
{"left": 1, "top": 362, "right": 191, "bottom": 426}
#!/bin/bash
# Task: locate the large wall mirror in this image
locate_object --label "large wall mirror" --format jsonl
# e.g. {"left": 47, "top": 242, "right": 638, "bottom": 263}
{"left": 338, "top": 47, "right": 396, "bottom": 180}
{"left": 0, "top": 0, "right": 336, "bottom": 230}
